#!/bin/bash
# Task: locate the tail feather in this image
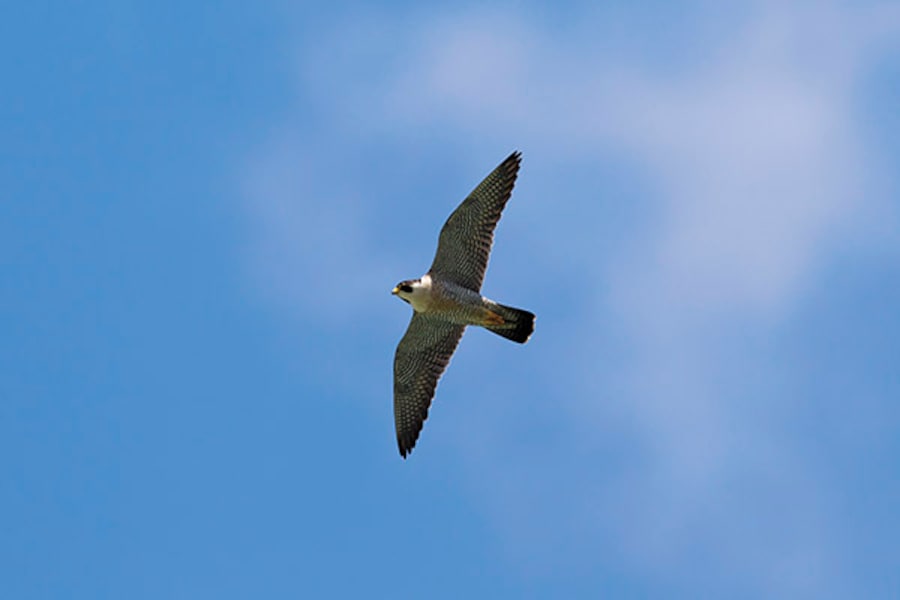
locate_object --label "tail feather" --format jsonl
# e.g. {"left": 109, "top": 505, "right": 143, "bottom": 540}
{"left": 485, "top": 304, "right": 535, "bottom": 343}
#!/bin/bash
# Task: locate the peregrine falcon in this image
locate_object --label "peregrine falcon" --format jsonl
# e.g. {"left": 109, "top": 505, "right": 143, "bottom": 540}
{"left": 392, "top": 151, "right": 535, "bottom": 458}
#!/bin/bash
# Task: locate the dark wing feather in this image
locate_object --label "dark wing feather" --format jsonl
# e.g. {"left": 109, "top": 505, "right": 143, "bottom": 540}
{"left": 393, "top": 314, "right": 466, "bottom": 458}
{"left": 428, "top": 151, "right": 521, "bottom": 291}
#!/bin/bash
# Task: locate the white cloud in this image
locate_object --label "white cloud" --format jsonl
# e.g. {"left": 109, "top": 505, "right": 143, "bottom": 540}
{"left": 242, "top": 1, "right": 899, "bottom": 595}
{"left": 240, "top": 134, "right": 401, "bottom": 322}
{"left": 388, "top": 2, "right": 896, "bottom": 319}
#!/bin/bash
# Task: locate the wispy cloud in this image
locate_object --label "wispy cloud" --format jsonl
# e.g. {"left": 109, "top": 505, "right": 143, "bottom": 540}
{"left": 240, "top": 134, "right": 400, "bottom": 321}
{"left": 389, "top": 2, "right": 896, "bottom": 314}
{"left": 241, "top": 1, "right": 899, "bottom": 595}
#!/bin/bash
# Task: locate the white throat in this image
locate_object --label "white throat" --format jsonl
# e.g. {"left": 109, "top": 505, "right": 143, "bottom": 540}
{"left": 406, "top": 274, "right": 432, "bottom": 312}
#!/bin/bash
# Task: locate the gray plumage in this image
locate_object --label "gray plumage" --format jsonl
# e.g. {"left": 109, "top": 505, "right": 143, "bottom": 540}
{"left": 429, "top": 152, "right": 522, "bottom": 292}
{"left": 393, "top": 315, "right": 465, "bottom": 457}
{"left": 392, "top": 151, "right": 534, "bottom": 458}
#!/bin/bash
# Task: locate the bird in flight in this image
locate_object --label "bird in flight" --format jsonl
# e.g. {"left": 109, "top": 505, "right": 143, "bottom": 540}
{"left": 392, "top": 151, "right": 535, "bottom": 458}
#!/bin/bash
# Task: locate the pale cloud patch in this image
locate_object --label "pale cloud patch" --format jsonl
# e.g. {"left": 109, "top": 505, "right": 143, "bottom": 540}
{"left": 240, "top": 134, "right": 398, "bottom": 322}
{"left": 367, "top": 2, "right": 897, "bottom": 595}
{"left": 242, "top": 1, "right": 899, "bottom": 595}
{"left": 389, "top": 13, "right": 532, "bottom": 126}
{"left": 388, "top": 3, "right": 895, "bottom": 319}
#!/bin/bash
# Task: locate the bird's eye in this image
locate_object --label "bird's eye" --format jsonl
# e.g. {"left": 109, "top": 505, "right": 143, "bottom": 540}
{"left": 400, "top": 284, "right": 413, "bottom": 293}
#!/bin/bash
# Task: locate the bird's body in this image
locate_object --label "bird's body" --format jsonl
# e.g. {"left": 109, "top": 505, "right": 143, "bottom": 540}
{"left": 397, "top": 274, "right": 501, "bottom": 327}
{"left": 392, "top": 151, "right": 534, "bottom": 458}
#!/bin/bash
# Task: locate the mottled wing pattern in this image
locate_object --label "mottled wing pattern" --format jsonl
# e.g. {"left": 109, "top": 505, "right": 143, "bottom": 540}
{"left": 429, "top": 151, "right": 521, "bottom": 291}
{"left": 394, "top": 313, "right": 466, "bottom": 458}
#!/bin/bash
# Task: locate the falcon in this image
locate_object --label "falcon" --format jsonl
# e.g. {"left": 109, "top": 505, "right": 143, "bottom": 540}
{"left": 392, "top": 151, "right": 535, "bottom": 458}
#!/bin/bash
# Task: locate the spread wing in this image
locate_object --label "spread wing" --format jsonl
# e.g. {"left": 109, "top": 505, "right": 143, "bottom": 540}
{"left": 428, "top": 151, "right": 521, "bottom": 291}
{"left": 393, "top": 313, "right": 466, "bottom": 458}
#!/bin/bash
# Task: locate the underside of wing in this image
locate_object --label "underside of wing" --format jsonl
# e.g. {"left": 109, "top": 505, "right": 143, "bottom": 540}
{"left": 393, "top": 314, "right": 466, "bottom": 458}
{"left": 429, "top": 151, "right": 521, "bottom": 291}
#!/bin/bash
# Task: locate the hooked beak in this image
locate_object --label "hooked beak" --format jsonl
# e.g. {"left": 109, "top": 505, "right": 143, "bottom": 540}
{"left": 391, "top": 287, "right": 400, "bottom": 295}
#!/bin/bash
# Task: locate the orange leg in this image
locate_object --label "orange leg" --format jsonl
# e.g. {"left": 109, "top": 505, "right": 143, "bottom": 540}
{"left": 482, "top": 310, "right": 505, "bottom": 326}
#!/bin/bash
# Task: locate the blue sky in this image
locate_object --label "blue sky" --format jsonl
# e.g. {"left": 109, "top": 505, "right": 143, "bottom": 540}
{"left": 3, "top": 1, "right": 900, "bottom": 598}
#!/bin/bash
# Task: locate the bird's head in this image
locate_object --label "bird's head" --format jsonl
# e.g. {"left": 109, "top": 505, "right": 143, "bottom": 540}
{"left": 392, "top": 275, "right": 434, "bottom": 309}
{"left": 391, "top": 279, "right": 418, "bottom": 304}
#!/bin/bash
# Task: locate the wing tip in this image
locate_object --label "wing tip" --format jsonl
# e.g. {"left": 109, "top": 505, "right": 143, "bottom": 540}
{"left": 503, "top": 150, "right": 523, "bottom": 189}
{"left": 396, "top": 408, "right": 426, "bottom": 460}
{"left": 398, "top": 435, "right": 418, "bottom": 459}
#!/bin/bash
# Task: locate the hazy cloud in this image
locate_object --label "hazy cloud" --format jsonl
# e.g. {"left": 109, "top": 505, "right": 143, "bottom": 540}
{"left": 241, "top": 2, "right": 899, "bottom": 595}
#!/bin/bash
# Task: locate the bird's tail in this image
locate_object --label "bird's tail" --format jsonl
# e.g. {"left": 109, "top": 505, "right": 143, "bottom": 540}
{"left": 485, "top": 304, "right": 535, "bottom": 344}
